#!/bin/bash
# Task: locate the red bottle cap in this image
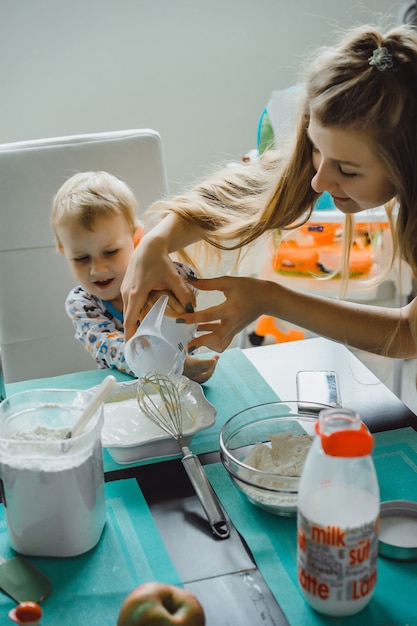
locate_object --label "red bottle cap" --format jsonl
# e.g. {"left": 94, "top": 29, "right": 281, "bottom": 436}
{"left": 316, "top": 421, "right": 374, "bottom": 457}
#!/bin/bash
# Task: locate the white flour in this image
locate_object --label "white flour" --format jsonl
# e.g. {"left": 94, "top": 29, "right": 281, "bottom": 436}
{"left": 244, "top": 432, "right": 313, "bottom": 477}
{"left": 13, "top": 424, "right": 69, "bottom": 442}
{"left": 239, "top": 432, "right": 313, "bottom": 514}
{"left": 1, "top": 427, "right": 105, "bottom": 557}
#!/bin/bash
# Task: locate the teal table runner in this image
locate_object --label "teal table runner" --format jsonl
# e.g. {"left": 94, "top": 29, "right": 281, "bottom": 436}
{"left": 205, "top": 426, "right": 417, "bottom": 626}
{"left": 6, "top": 348, "right": 280, "bottom": 473}
{"left": 191, "top": 348, "right": 280, "bottom": 454}
{"left": 5, "top": 352, "right": 417, "bottom": 624}
{"left": 0, "top": 479, "right": 181, "bottom": 626}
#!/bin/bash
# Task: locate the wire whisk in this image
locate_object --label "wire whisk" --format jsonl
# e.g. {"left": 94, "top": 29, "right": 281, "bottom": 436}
{"left": 137, "top": 373, "right": 187, "bottom": 444}
{"left": 137, "top": 373, "right": 229, "bottom": 539}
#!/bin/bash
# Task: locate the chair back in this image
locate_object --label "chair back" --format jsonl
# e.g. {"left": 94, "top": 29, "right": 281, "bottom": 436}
{"left": 0, "top": 129, "right": 168, "bottom": 382}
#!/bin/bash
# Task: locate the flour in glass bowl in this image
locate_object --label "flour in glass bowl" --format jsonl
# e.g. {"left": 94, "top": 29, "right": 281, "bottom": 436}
{"left": 238, "top": 432, "right": 313, "bottom": 514}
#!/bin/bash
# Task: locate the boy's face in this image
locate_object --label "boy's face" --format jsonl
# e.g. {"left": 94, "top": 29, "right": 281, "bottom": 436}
{"left": 57, "top": 214, "right": 135, "bottom": 310}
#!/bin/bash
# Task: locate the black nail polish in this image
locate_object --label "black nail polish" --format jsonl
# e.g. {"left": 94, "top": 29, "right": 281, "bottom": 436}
{"left": 186, "top": 303, "right": 194, "bottom": 313}
{"left": 176, "top": 318, "right": 186, "bottom": 324}
{"left": 187, "top": 274, "right": 199, "bottom": 281}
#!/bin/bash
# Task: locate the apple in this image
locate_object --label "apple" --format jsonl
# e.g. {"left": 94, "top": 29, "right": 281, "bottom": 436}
{"left": 117, "top": 582, "right": 205, "bottom": 626}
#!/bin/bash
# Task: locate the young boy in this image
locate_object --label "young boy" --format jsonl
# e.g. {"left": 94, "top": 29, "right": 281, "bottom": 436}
{"left": 51, "top": 170, "right": 218, "bottom": 383}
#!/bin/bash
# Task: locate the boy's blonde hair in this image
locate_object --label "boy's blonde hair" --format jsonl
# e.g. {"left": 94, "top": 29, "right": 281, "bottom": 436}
{"left": 51, "top": 171, "right": 138, "bottom": 248}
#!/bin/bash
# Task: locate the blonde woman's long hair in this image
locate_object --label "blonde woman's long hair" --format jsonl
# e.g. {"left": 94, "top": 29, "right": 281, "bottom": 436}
{"left": 148, "top": 24, "right": 417, "bottom": 291}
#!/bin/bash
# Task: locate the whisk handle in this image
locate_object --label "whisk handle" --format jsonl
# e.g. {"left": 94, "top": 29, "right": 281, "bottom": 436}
{"left": 181, "top": 452, "right": 230, "bottom": 539}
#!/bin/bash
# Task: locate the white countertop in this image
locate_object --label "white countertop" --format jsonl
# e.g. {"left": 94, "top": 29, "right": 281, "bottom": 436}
{"left": 243, "top": 337, "right": 415, "bottom": 432}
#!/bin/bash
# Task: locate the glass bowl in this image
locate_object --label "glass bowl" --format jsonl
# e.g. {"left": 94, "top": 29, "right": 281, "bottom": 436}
{"left": 219, "top": 401, "right": 329, "bottom": 516}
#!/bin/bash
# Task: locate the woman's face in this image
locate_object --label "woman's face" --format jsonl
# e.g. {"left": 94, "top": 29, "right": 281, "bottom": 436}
{"left": 308, "top": 115, "right": 396, "bottom": 214}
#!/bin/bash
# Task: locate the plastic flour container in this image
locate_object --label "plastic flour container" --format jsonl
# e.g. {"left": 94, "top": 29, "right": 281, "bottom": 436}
{"left": 0, "top": 389, "right": 106, "bottom": 557}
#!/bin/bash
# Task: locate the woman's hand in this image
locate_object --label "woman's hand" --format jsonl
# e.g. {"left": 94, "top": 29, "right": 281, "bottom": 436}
{"left": 121, "top": 236, "right": 196, "bottom": 341}
{"left": 178, "top": 276, "right": 267, "bottom": 352}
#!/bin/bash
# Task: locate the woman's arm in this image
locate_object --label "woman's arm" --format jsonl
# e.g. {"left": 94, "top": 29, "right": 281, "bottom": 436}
{"left": 121, "top": 213, "right": 201, "bottom": 341}
{"left": 121, "top": 153, "right": 282, "bottom": 341}
{"left": 177, "top": 275, "right": 417, "bottom": 359}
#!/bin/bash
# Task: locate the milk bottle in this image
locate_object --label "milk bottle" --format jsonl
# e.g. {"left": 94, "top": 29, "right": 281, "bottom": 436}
{"left": 0, "top": 389, "right": 106, "bottom": 557}
{"left": 297, "top": 407, "right": 380, "bottom": 617}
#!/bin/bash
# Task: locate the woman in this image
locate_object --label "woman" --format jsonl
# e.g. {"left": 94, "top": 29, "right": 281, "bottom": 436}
{"left": 121, "top": 24, "right": 417, "bottom": 360}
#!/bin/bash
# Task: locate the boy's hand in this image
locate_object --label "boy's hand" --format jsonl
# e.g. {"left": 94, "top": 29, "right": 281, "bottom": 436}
{"left": 183, "top": 354, "right": 219, "bottom": 384}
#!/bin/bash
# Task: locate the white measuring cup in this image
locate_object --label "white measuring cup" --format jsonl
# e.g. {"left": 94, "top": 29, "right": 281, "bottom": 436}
{"left": 125, "top": 294, "right": 197, "bottom": 380}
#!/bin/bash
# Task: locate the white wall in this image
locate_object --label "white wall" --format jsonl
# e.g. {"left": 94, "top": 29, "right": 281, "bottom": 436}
{"left": 0, "top": 0, "right": 403, "bottom": 195}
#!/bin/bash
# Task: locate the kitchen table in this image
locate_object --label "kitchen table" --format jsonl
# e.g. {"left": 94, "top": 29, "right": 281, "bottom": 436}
{"left": 1, "top": 338, "right": 417, "bottom": 626}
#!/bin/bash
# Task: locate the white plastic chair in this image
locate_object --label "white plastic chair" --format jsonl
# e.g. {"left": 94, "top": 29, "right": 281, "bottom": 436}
{"left": 0, "top": 129, "right": 168, "bottom": 382}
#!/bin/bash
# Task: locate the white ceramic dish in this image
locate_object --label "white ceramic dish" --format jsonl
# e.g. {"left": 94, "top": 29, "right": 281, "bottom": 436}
{"left": 98, "top": 377, "right": 216, "bottom": 464}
